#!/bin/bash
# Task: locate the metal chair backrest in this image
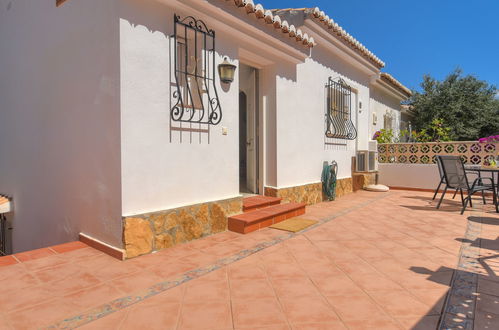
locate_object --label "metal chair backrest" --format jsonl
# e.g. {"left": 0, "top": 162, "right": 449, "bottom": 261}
{"left": 437, "top": 155, "right": 469, "bottom": 190}
{"left": 436, "top": 156, "right": 445, "bottom": 181}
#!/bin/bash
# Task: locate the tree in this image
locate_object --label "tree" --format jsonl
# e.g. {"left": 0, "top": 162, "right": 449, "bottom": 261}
{"left": 409, "top": 69, "right": 499, "bottom": 141}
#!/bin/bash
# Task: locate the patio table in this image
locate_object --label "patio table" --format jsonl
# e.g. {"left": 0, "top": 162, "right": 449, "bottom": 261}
{"left": 464, "top": 165, "right": 499, "bottom": 211}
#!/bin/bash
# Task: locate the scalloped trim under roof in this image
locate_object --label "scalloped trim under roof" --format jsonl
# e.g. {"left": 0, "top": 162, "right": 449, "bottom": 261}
{"left": 278, "top": 7, "right": 385, "bottom": 68}
{"left": 222, "top": 0, "right": 315, "bottom": 48}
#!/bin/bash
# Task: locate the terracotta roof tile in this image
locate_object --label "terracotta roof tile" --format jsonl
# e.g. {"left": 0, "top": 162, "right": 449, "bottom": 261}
{"left": 220, "top": 0, "right": 315, "bottom": 48}
{"left": 380, "top": 72, "right": 412, "bottom": 97}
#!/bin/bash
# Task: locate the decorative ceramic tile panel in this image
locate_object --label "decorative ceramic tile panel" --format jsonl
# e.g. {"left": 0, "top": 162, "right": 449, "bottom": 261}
{"left": 378, "top": 142, "right": 499, "bottom": 165}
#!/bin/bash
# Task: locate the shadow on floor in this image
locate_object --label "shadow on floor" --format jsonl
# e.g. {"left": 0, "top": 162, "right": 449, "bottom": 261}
{"left": 468, "top": 216, "right": 499, "bottom": 226}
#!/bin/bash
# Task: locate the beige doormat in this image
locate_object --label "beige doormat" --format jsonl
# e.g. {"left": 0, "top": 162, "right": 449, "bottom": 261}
{"left": 270, "top": 218, "right": 318, "bottom": 233}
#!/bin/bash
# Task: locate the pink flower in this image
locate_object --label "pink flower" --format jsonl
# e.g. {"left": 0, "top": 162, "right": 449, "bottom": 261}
{"left": 478, "top": 138, "right": 487, "bottom": 143}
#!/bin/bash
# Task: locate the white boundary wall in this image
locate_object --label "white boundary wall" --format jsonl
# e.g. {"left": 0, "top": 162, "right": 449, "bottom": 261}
{"left": 0, "top": 0, "right": 122, "bottom": 252}
{"left": 378, "top": 164, "right": 440, "bottom": 190}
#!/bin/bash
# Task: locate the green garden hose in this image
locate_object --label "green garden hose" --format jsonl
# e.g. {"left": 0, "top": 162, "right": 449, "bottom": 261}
{"left": 322, "top": 161, "right": 338, "bottom": 201}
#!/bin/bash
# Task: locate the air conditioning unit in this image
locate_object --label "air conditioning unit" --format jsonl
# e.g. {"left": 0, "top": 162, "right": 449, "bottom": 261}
{"left": 356, "top": 140, "right": 378, "bottom": 172}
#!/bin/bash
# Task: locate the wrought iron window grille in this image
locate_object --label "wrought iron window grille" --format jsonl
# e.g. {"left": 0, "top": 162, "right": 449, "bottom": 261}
{"left": 325, "top": 77, "right": 357, "bottom": 140}
{"left": 170, "top": 14, "right": 222, "bottom": 126}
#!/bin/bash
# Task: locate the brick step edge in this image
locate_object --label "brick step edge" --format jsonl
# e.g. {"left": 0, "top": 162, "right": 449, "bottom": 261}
{"left": 228, "top": 203, "right": 306, "bottom": 234}
{"left": 243, "top": 197, "right": 282, "bottom": 212}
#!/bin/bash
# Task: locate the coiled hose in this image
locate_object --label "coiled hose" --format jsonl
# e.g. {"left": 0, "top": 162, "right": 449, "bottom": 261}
{"left": 321, "top": 161, "right": 338, "bottom": 201}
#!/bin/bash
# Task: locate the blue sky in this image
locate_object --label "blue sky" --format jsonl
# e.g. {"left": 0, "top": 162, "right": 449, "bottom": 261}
{"left": 259, "top": 0, "right": 499, "bottom": 93}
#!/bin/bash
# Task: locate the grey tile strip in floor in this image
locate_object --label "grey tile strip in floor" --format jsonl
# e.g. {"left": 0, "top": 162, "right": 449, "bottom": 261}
{"left": 45, "top": 193, "right": 390, "bottom": 329}
{"left": 438, "top": 208, "right": 483, "bottom": 330}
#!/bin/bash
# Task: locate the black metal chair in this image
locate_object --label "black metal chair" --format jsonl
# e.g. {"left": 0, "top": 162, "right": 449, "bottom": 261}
{"left": 433, "top": 156, "right": 459, "bottom": 200}
{"left": 436, "top": 155, "right": 498, "bottom": 214}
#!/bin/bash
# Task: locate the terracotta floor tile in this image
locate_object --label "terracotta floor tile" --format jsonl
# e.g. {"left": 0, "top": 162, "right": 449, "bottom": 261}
{"left": 0, "top": 284, "right": 55, "bottom": 312}
{"left": 229, "top": 261, "right": 267, "bottom": 280}
{"left": 64, "top": 283, "right": 123, "bottom": 313}
{"left": 33, "top": 262, "right": 84, "bottom": 283}
{"left": 334, "top": 258, "right": 378, "bottom": 275}
{"left": 121, "top": 301, "right": 181, "bottom": 330}
{"left": 270, "top": 277, "right": 320, "bottom": 298}
{"left": 79, "top": 309, "right": 128, "bottom": 329}
{"left": 396, "top": 314, "right": 440, "bottom": 329}
{"left": 408, "top": 288, "right": 449, "bottom": 314}
{"left": 183, "top": 276, "right": 230, "bottom": 302}
{"left": 7, "top": 274, "right": 40, "bottom": 296}
{"left": 264, "top": 261, "right": 308, "bottom": 279}
{"left": 2, "top": 191, "right": 497, "bottom": 329}
{"left": 0, "top": 263, "right": 30, "bottom": 281}
{"left": 348, "top": 273, "right": 405, "bottom": 292}
{"left": 177, "top": 252, "right": 222, "bottom": 268}
{"left": 311, "top": 274, "right": 364, "bottom": 296}
{"left": 0, "top": 255, "right": 18, "bottom": 267}
{"left": 111, "top": 270, "right": 164, "bottom": 295}
{"left": 230, "top": 277, "right": 275, "bottom": 299}
{"left": 13, "top": 247, "right": 56, "bottom": 262}
{"left": 370, "top": 290, "right": 434, "bottom": 317}
{"left": 199, "top": 267, "right": 228, "bottom": 282}
{"left": 231, "top": 298, "right": 287, "bottom": 328}
{"left": 86, "top": 258, "right": 140, "bottom": 282}
{"left": 50, "top": 241, "right": 88, "bottom": 254}
{"left": 342, "top": 314, "right": 403, "bottom": 329}
{"left": 291, "top": 322, "right": 346, "bottom": 330}
{"left": 236, "top": 325, "right": 290, "bottom": 330}
{"left": 178, "top": 300, "right": 232, "bottom": 329}
{"left": 21, "top": 254, "right": 69, "bottom": 271}
{"left": 280, "top": 296, "right": 340, "bottom": 325}
{"left": 148, "top": 260, "right": 197, "bottom": 279}
{"left": 50, "top": 271, "right": 102, "bottom": 296}
{"left": 326, "top": 294, "right": 387, "bottom": 321}
{"left": 59, "top": 246, "right": 105, "bottom": 260}
{"left": 6, "top": 298, "right": 78, "bottom": 329}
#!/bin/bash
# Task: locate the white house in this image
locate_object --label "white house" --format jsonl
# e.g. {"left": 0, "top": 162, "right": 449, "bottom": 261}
{"left": 0, "top": 0, "right": 410, "bottom": 258}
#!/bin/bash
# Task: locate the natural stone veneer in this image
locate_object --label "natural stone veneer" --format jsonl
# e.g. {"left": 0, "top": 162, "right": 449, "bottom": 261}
{"left": 123, "top": 197, "right": 242, "bottom": 258}
{"left": 264, "top": 178, "right": 353, "bottom": 205}
{"left": 352, "top": 172, "right": 377, "bottom": 191}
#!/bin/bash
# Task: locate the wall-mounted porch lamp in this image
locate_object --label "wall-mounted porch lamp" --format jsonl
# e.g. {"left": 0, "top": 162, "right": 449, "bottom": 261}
{"left": 218, "top": 57, "right": 237, "bottom": 84}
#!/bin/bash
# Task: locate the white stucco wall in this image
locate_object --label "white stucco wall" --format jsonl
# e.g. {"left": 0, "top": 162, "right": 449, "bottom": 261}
{"left": 274, "top": 49, "right": 371, "bottom": 187}
{"left": 370, "top": 86, "right": 402, "bottom": 138}
{"left": 120, "top": 0, "right": 248, "bottom": 215}
{"left": 378, "top": 164, "right": 440, "bottom": 190}
{"left": 0, "top": 0, "right": 122, "bottom": 252}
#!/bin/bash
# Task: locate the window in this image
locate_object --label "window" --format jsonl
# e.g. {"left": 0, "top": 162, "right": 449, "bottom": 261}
{"left": 325, "top": 77, "right": 357, "bottom": 140}
{"left": 171, "top": 14, "right": 222, "bottom": 125}
{"left": 383, "top": 111, "right": 393, "bottom": 130}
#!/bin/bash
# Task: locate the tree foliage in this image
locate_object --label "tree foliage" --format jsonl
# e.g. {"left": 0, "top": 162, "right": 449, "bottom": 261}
{"left": 409, "top": 69, "right": 499, "bottom": 141}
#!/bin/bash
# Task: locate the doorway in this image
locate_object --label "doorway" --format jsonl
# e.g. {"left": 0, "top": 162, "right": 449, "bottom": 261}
{"left": 239, "top": 63, "right": 259, "bottom": 194}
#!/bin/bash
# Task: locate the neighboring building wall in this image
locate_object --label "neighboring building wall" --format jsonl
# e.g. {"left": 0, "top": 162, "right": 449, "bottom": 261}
{"left": 370, "top": 87, "right": 402, "bottom": 138}
{"left": 0, "top": 0, "right": 122, "bottom": 252}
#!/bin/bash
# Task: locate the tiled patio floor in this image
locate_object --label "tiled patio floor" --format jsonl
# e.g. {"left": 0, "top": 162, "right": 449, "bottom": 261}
{"left": 1, "top": 190, "right": 498, "bottom": 329}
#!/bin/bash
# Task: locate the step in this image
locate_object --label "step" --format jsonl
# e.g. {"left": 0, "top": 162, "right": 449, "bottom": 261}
{"left": 243, "top": 196, "right": 282, "bottom": 212}
{"left": 229, "top": 202, "right": 306, "bottom": 234}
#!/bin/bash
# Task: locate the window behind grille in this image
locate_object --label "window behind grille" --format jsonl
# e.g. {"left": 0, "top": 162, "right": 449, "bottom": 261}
{"left": 170, "top": 14, "right": 222, "bottom": 126}
{"left": 325, "top": 77, "right": 357, "bottom": 140}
